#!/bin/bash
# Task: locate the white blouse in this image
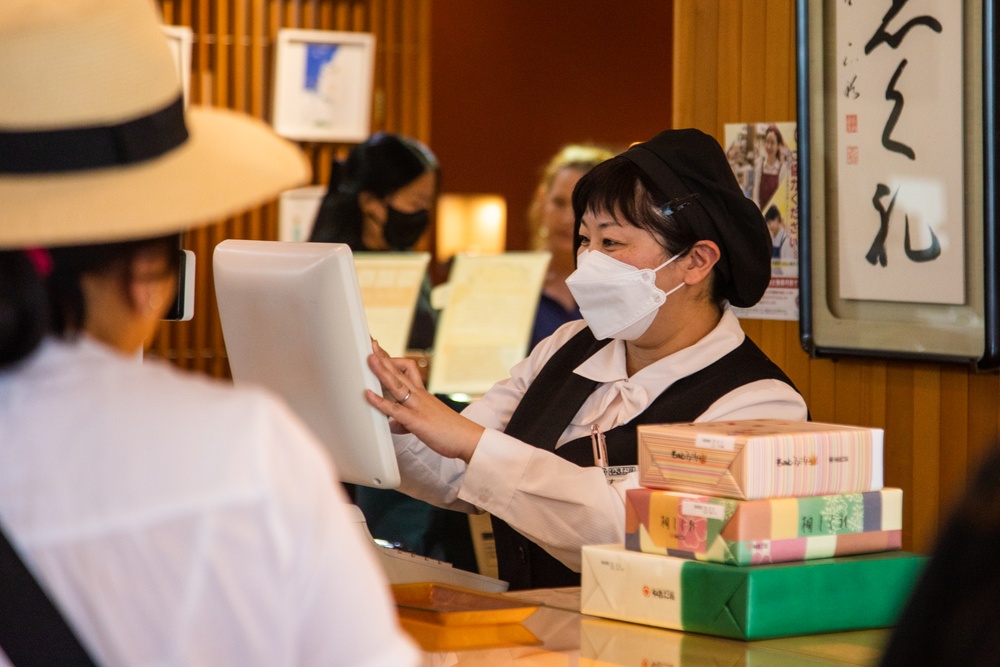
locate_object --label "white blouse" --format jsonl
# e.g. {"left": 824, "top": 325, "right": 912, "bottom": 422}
{"left": 0, "top": 337, "right": 418, "bottom": 667}
{"left": 394, "top": 306, "right": 808, "bottom": 571}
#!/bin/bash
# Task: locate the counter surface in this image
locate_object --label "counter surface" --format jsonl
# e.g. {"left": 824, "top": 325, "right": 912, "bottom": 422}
{"left": 404, "top": 587, "right": 889, "bottom": 666}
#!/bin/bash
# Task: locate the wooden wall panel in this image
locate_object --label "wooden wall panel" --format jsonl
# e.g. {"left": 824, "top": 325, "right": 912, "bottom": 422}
{"left": 151, "top": 0, "right": 430, "bottom": 377}
{"left": 673, "top": 0, "right": 1000, "bottom": 553}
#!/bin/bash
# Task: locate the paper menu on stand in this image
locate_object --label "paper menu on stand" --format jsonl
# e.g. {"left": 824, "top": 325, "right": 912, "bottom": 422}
{"left": 427, "top": 252, "right": 550, "bottom": 397}
{"left": 353, "top": 252, "right": 430, "bottom": 358}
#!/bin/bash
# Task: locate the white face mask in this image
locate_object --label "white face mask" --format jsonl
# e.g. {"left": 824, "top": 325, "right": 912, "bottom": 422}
{"left": 566, "top": 250, "right": 685, "bottom": 340}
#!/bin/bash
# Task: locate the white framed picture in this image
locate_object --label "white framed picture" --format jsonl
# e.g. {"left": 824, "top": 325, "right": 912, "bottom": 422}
{"left": 272, "top": 29, "right": 375, "bottom": 143}
{"left": 161, "top": 25, "right": 193, "bottom": 106}
{"left": 277, "top": 185, "right": 325, "bottom": 242}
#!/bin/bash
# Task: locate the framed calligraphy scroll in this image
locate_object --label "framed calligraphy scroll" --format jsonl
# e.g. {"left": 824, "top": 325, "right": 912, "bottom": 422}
{"left": 797, "top": 0, "right": 1000, "bottom": 368}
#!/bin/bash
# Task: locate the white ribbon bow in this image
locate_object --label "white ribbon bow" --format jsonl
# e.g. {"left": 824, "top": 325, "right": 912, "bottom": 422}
{"left": 575, "top": 377, "right": 649, "bottom": 429}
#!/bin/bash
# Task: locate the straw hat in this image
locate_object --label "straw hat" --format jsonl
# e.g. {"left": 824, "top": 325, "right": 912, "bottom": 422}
{"left": 0, "top": 0, "right": 311, "bottom": 249}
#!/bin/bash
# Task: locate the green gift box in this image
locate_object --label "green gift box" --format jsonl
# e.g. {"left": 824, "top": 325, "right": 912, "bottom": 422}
{"left": 580, "top": 544, "right": 926, "bottom": 640}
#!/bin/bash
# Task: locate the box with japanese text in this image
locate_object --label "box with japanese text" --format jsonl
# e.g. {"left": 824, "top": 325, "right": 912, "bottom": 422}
{"left": 580, "top": 544, "right": 925, "bottom": 640}
{"left": 637, "top": 419, "right": 883, "bottom": 500}
{"left": 625, "top": 487, "right": 902, "bottom": 565}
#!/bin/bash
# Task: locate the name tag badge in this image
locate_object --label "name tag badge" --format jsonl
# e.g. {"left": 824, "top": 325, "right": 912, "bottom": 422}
{"left": 603, "top": 465, "right": 637, "bottom": 483}
{"left": 591, "top": 425, "right": 637, "bottom": 483}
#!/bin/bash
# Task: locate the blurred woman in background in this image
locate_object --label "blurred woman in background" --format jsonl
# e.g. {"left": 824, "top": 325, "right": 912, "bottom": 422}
{"left": 310, "top": 133, "right": 477, "bottom": 570}
{"left": 527, "top": 143, "right": 615, "bottom": 349}
{"left": 310, "top": 132, "right": 439, "bottom": 350}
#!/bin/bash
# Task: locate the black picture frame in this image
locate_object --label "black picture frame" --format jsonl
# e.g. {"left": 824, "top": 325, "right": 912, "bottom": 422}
{"left": 796, "top": 1, "right": 999, "bottom": 370}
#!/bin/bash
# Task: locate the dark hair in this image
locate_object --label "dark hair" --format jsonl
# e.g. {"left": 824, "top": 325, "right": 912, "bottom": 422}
{"left": 0, "top": 252, "right": 49, "bottom": 370}
{"left": 0, "top": 235, "right": 180, "bottom": 370}
{"left": 880, "top": 443, "right": 1000, "bottom": 665}
{"left": 308, "top": 133, "right": 438, "bottom": 248}
{"left": 765, "top": 124, "right": 785, "bottom": 146}
{"left": 571, "top": 156, "right": 724, "bottom": 304}
{"left": 764, "top": 204, "right": 782, "bottom": 222}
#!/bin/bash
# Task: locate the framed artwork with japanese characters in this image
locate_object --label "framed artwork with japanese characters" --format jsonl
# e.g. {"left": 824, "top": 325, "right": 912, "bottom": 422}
{"left": 796, "top": 0, "right": 1000, "bottom": 368}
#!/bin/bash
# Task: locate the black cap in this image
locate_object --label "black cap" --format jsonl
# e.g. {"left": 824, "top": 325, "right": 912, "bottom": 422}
{"left": 622, "top": 129, "right": 771, "bottom": 308}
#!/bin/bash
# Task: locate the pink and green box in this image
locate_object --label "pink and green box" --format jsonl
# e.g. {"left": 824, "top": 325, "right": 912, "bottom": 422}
{"left": 625, "top": 487, "right": 902, "bottom": 566}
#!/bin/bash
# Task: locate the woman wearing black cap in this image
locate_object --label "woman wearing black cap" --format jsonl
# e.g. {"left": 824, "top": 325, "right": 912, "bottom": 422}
{"left": 365, "top": 129, "right": 808, "bottom": 590}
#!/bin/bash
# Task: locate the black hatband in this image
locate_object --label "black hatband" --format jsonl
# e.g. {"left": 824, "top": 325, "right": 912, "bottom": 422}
{"left": 0, "top": 96, "right": 188, "bottom": 174}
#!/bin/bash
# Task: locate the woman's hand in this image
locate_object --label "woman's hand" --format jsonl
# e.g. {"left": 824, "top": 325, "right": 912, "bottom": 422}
{"left": 365, "top": 340, "right": 484, "bottom": 463}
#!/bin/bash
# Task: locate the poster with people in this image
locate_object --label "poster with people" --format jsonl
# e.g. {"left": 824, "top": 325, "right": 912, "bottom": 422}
{"left": 725, "top": 122, "right": 799, "bottom": 321}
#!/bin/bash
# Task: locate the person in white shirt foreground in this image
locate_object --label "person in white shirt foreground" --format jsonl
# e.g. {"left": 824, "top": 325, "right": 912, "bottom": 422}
{"left": 365, "top": 129, "right": 810, "bottom": 590}
{"left": 0, "top": 1, "right": 418, "bottom": 665}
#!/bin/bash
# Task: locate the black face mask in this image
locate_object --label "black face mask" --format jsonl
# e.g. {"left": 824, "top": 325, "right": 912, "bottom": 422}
{"left": 382, "top": 205, "right": 429, "bottom": 249}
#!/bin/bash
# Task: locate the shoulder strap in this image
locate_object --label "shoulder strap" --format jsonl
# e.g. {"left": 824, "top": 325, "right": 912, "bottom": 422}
{"left": 0, "top": 521, "right": 98, "bottom": 666}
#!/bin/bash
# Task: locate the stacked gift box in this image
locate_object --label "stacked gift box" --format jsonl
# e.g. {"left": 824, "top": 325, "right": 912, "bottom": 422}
{"left": 580, "top": 419, "right": 928, "bottom": 640}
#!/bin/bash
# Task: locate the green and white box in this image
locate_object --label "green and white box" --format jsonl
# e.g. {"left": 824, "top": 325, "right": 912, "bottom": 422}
{"left": 581, "top": 543, "right": 926, "bottom": 640}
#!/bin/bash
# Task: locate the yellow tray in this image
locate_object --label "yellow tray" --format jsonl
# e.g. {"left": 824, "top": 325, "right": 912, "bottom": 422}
{"left": 400, "top": 617, "right": 540, "bottom": 652}
{"left": 392, "top": 582, "right": 539, "bottom": 626}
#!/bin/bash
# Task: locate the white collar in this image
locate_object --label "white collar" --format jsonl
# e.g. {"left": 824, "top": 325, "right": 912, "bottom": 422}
{"left": 573, "top": 304, "right": 746, "bottom": 390}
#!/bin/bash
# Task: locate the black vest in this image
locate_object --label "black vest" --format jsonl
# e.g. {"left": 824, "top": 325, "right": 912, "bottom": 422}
{"left": 492, "top": 327, "right": 799, "bottom": 590}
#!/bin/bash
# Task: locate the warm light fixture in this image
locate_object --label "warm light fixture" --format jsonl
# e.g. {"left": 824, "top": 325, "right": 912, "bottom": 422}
{"left": 435, "top": 193, "right": 506, "bottom": 262}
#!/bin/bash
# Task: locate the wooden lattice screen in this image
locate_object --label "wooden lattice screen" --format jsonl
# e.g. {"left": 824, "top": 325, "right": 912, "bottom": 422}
{"left": 151, "top": 0, "right": 430, "bottom": 378}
